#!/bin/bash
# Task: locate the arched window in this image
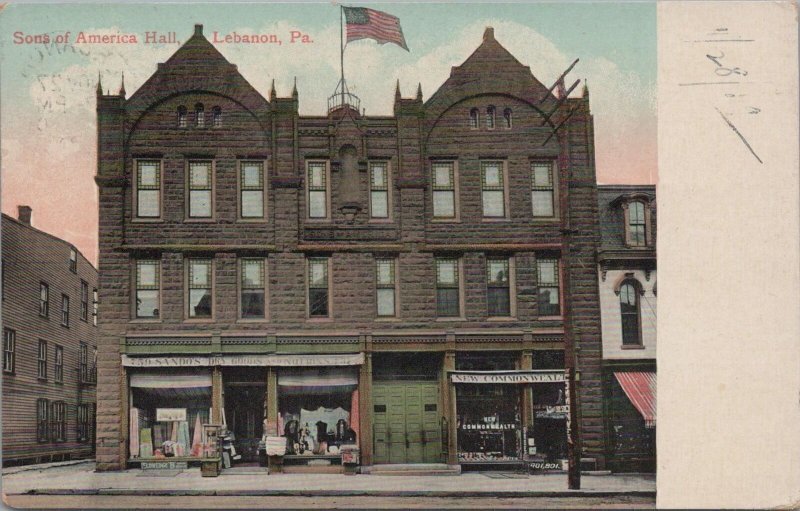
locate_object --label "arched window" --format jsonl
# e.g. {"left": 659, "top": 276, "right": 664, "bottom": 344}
{"left": 620, "top": 281, "right": 642, "bottom": 346}
{"left": 486, "top": 106, "right": 496, "bottom": 129}
{"left": 469, "top": 108, "right": 479, "bottom": 129}
{"left": 628, "top": 201, "right": 646, "bottom": 246}
{"left": 177, "top": 106, "right": 187, "bottom": 128}
{"left": 195, "top": 103, "right": 205, "bottom": 128}
{"left": 503, "top": 108, "right": 512, "bottom": 128}
{"left": 212, "top": 106, "right": 222, "bottom": 128}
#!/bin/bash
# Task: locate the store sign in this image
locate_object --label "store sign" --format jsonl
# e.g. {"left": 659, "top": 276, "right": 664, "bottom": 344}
{"left": 450, "top": 371, "right": 565, "bottom": 384}
{"left": 122, "top": 353, "right": 364, "bottom": 367}
{"left": 156, "top": 408, "right": 187, "bottom": 422}
{"left": 141, "top": 461, "right": 188, "bottom": 470}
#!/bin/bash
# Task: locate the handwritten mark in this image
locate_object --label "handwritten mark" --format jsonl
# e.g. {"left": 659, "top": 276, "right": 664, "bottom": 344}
{"left": 679, "top": 81, "right": 740, "bottom": 86}
{"left": 706, "top": 51, "right": 748, "bottom": 76}
{"left": 715, "top": 107, "right": 762, "bottom": 164}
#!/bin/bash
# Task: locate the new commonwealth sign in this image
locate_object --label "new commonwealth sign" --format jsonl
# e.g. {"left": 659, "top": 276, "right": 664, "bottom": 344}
{"left": 121, "top": 353, "right": 365, "bottom": 367}
{"left": 450, "top": 370, "right": 566, "bottom": 384}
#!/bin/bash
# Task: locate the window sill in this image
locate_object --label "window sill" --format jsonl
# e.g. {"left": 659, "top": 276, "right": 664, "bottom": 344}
{"left": 486, "top": 316, "right": 517, "bottom": 322}
{"left": 129, "top": 319, "right": 163, "bottom": 324}
{"left": 537, "top": 315, "right": 564, "bottom": 321}
{"left": 368, "top": 218, "right": 394, "bottom": 224}
{"left": 435, "top": 317, "right": 467, "bottom": 322}
{"left": 431, "top": 218, "right": 461, "bottom": 223}
{"left": 131, "top": 218, "right": 164, "bottom": 223}
{"left": 184, "top": 218, "right": 215, "bottom": 223}
{"left": 620, "top": 344, "right": 645, "bottom": 350}
{"left": 306, "top": 317, "right": 334, "bottom": 323}
{"left": 481, "top": 217, "right": 510, "bottom": 223}
{"left": 236, "top": 318, "right": 270, "bottom": 324}
{"left": 237, "top": 218, "right": 268, "bottom": 224}
{"left": 531, "top": 217, "right": 560, "bottom": 223}
{"left": 183, "top": 318, "right": 216, "bottom": 323}
{"left": 305, "top": 218, "right": 333, "bottom": 224}
{"left": 375, "top": 317, "right": 402, "bottom": 322}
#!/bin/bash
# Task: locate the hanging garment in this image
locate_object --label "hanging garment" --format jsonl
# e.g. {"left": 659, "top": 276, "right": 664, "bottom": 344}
{"left": 191, "top": 414, "right": 203, "bottom": 457}
{"left": 129, "top": 408, "right": 140, "bottom": 458}
{"left": 139, "top": 428, "right": 153, "bottom": 458}
{"left": 177, "top": 420, "right": 190, "bottom": 455}
{"left": 300, "top": 407, "right": 350, "bottom": 442}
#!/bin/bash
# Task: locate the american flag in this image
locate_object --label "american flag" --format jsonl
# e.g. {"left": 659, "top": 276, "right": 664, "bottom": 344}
{"left": 343, "top": 6, "right": 409, "bottom": 51}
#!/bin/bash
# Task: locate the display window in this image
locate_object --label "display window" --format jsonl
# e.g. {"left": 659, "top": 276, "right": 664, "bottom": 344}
{"left": 456, "top": 384, "right": 522, "bottom": 462}
{"left": 129, "top": 371, "right": 212, "bottom": 460}
{"left": 277, "top": 368, "right": 359, "bottom": 456}
{"left": 532, "top": 381, "right": 568, "bottom": 461}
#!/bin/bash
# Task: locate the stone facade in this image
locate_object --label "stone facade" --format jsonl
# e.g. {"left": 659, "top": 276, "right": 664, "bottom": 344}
{"left": 95, "top": 24, "right": 605, "bottom": 470}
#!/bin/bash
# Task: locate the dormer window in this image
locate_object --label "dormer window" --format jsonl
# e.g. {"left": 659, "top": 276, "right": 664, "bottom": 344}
{"left": 212, "top": 106, "right": 222, "bottom": 128}
{"left": 503, "top": 108, "right": 512, "bottom": 128}
{"left": 627, "top": 201, "right": 647, "bottom": 246}
{"left": 486, "top": 106, "right": 496, "bottom": 129}
{"left": 195, "top": 103, "right": 205, "bottom": 128}
{"left": 469, "top": 108, "right": 479, "bottom": 129}
{"left": 177, "top": 106, "right": 187, "bottom": 128}
{"left": 614, "top": 194, "right": 653, "bottom": 248}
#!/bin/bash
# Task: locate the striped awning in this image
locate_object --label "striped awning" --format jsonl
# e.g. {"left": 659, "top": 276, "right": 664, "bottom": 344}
{"left": 614, "top": 372, "right": 657, "bottom": 428}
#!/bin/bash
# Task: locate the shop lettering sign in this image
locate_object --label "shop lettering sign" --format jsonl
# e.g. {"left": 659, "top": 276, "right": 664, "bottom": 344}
{"left": 122, "top": 353, "right": 364, "bottom": 367}
{"left": 156, "top": 408, "right": 187, "bottom": 422}
{"left": 141, "top": 461, "right": 188, "bottom": 470}
{"left": 450, "top": 371, "right": 565, "bottom": 384}
{"left": 122, "top": 355, "right": 210, "bottom": 367}
{"left": 529, "top": 461, "right": 563, "bottom": 471}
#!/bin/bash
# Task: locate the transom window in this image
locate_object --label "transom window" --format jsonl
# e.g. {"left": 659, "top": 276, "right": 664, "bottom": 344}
{"left": 3, "top": 328, "right": 15, "bottom": 374}
{"left": 240, "top": 161, "right": 265, "bottom": 219}
{"left": 308, "top": 257, "right": 330, "bottom": 318}
{"left": 376, "top": 258, "right": 397, "bottom": 317}
{"left": 135, "top": 260, "right": 160, "bottom": 319}
{"left": 136, "top": 161, "right": 161, "bottom": 218}
{"left": 537, "top": 258, "right": 561, "bottom": 316}
{"left": 370, "top": 162, "right": 390, "bottom": 219}
{"left": 481, "top": 161, "right": 506, "bottom": 218}
{"left": 531, "top": 161, "right": 556, "bottom": 217}
{"left": 620, "top": 282, "right": 642, "bottom": 346}
{"left": 628, "top": 201, "right": 646, "bottom": 246}
{"left": 487, "top": 257, "right": 511, "bottom": 316}
{"left": 436, "top": 258, "right": 461, "bottom": 317}
{"left": 39, "top": 282, "right": 49, "bottom": 317}
{"left": 54, "top": 345, "right": 63, "bottom": 383}
{"left": 432, "top": 162, "right": 456, "bottom": 219}
{"left": 188, "top": 259, "right": 213, "bottom": 318}
{"left": 307, "top": 162, "right": 329, "bottom": 219}
{"left": 188, "top": 161, "right": 213, "bottom": 218}
{"left": 37, "top": 340, "right": 47, "bottom": 380}
{"left": 240, "top": 258, "right": 266, "bottom": 319}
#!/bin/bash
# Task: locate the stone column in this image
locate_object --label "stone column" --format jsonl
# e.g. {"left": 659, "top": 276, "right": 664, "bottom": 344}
{"left": 443, "top": 350, "right": 457, "bottom": 465}
{"left": 520, "top": 350, "right": 534, "bottom": 458}
{"left": 212, "top": 367, "right": 223, "bottom": 424}
{"left": 358, "top": 352, "right": 373, "bottom": 465}
{"left": 266, "top": 366, "right": 278, "bottom": 435}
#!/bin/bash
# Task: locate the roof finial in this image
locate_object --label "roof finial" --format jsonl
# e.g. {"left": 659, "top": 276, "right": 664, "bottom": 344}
{"left": 269, "top": 79, "right": 276, "bottom": 101}
{"left": 96, "top": 72, "right": 102, "bottom": 96}
{"left": 582, "top": 78, "right": 589, "bottom": 97}
{"left": 292, "top": 76, "right": 298, "bottom": 99}
{"left": 119, "top": 72, "right": 126, "bottom": 97}
{"left": 395, "top": 79, "right": 401, "bottom": 101}
{"left": 416, "top": 82, "right": 423, "bottom": 101}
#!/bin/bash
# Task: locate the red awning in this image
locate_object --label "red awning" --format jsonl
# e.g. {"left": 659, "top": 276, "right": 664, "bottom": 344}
{"left": 614, "top": 372, "right": 657, "bottom": 428}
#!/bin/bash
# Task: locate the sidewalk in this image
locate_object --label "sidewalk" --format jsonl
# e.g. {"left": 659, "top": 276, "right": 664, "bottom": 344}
{"left": 2, "top": 462, "right": 655, "bottom": 498}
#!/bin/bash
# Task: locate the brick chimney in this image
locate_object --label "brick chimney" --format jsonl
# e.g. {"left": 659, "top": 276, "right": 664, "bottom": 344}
{"left": 17, "top": 205, "right": 32, "bottom": 225}
{"left": 194, "top": 24, "right": 203, "bottom": 36}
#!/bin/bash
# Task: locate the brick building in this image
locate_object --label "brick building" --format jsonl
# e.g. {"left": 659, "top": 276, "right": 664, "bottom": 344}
{"left": 597, "top": 185, "right": 656, "bottom": 472}
{"left": 2, "top": 207, "right": 98, "bottom": 466}
{"left": 95, "top": 24, "right": 605, "bottom": 472}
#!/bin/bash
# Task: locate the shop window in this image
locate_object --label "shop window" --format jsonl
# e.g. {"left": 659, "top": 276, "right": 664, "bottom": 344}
{"left": 240, "top": 258, "right": 266, "bottom": 319}
{"left": 469, "top": 108, "right": 479, "bottom": 129}
{"left": 375, "top": 257, "right": 397, "bottom": 317}
{"left": 39, "top": 282, "right": 49, "bottom": 317}
{"left": 457, "top": 384, "right": 521, "bottom": 463}
{"left": 531, "top": 161, "right": 556, "bottom": 217}
{"left": 481, "top": 160, "right": 506, "bottom": 218}
{"left": 37, "top": 340, "right": 47, "bottom": 380}
{"left": 240, "top": 161, "right": 265, "bottom": 219}
{"left": 3, "top": 328, "right": 15, "bottom": 374}
{"left": 69, "top": 248, "right": 78, "bottom": 273}
{"left": 187, "top": 259, "right": 213, "bottom": 319}
{"left": 61, "top": 294, "right": 70, "bottom": 327}
{"left": 177, "top": 106, "right": 187, "bottom": 128}
{"left": 51, "top": 401, "right": 66, "bottom": 442}
{"left": 136, "top": 160, "right": 161, "bottom": 218}
{"left": 54, "top": 345, "right": 63, "bottom": 383}
{"left": 212, "top": 106, "right": 222, "bottom": 128}
{"left": 435, "top": 258, "right": 461, "bottom": 317}
{"left": 503, "top": 108, "right": 512, "bottom": 128}
{"left": 627, "top": 201, "right": 646, "bottom": 246}
{"left": 369, "top": 162, "right": 390, "bottom": 219}
{"left": 532, "top": 381, "right": 568, "bottom": 461}
{"left": 307, "top": 257, "right": 330, "bottom": 318}
{"left": 77, "top": 403, "right": 90, "bottom": 443}
{"left": 195, "top": 103, "right": 205, "bottom": 128}
{"left": 187, "top": 161, "right": 213, "bottom": 218}
{"left": 135, "top": 260, "right": 160, "bottom": 319}
{"left": 92, "top": 288, "right": 98, "bottom": 326}
{"left": 277, "top": 368, "right": 358, "bottom": 456}
{"left": 486, "top": 105, "right": 496, "bottom": 129}
{"left": 306, "top": 161, "right": 329, "bottom": 219}
{"left": 620, "top": 281, "right": 642, "bottom": 346}
{"left": 80, "top": 280, "right": 89, "bottom": 321}
{"left": 432, "top": 161, "right": 457, "bottom": 219}
{"left": 36, "top": 398, "right": 49, "bottom": 442}
{"left": 487, "top": 257, "right": 511, "bottom": 316}
{"left": 537, "top": 258, "right": 561, "bottom": 316}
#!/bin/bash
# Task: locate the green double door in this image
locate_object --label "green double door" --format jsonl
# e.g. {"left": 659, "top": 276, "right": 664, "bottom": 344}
{"left": 373, "top": 381, "right": 442, "bottom": 464}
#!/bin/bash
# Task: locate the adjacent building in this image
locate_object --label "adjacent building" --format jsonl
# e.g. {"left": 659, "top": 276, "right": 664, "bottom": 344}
{"left": 597, "top": 185, "right": 657, "bottom": 472}
{"left": 95, "top": 24, "right": 606, "bottom": 472}
{"left": 2, "top": 207, "right": 98, "bottom": 466}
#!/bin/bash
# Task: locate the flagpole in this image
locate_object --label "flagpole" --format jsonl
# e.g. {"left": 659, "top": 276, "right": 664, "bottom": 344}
{"left": 340, "top": 4, "right": 345, "bottom": 106}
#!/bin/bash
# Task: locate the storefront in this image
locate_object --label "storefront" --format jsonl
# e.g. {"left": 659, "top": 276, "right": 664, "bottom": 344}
{"left": 606, "top": 370, "right": 656, "bottom": 472}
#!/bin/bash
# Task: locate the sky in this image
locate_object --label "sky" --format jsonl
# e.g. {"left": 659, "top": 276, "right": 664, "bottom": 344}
{"left": 0, "top": 2, "right": 656, "bottom": 264}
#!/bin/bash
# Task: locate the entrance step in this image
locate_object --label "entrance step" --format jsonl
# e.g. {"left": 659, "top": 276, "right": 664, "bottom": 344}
{"left": 362, "top": 463, "right": 461, "bottom": 476}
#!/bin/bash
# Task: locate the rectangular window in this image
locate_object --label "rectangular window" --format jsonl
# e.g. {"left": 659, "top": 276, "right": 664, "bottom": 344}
{"left": 40, "top": 282, "right": 49, "bottom": 317}
{"left": 487, "top": 257, "right": 511, "bottom": 316}
{"left": 37, "top": 340, "right": 47, "bottom": 380}
{"left": 240, "top": 161, "right": 265, "bottom": 219}
{"left": 188, "top": 259, "right": 213, "bottom": 318}
{"left": 51, "top": 401, "right": 66, "bottom": 442}
{"left": 307, "top": 161, "right": 328, "bottom": 219}
{"left": 80, "top": 280, "right": 89, "bottom": 321}
{"left": 432, "top": 162, "right": 456, "bottom": 219}
{"left": 92, "top": 288, "right": 98, "bottom": 326}
{"left": 69, "top": 248, "right": 78, "bottom": 273}
{"left": 2, "top": 259, "right": 5, "bottom": 301}
{"left": 80, "top": 343, "right": 88, "bottom": 384}
{"left": 628, "top": 201, "right": 647, "bottom": 246}
{"left": 481, "top": 161, "right": 506, "bottom": 218}
{"left": 135, "top": 260, "right": 160, "bottom": 319}
{"left": 240, "top": 258, "right": 266, "bottom": 319}
{"left": 61, "top": 294, "right": 70, "bottom": 327}
{"left": 136, "top": 160, "right": 161, "bottom": 218}
{"left": 54, "top": 345, "right": 63, "bottom": 383}
{"left": 531, "top": 161, "right": 556, "bottom": 217}
{"left": 537, "top": 258, "right": 561, "bottom": 316}
{"left": 77, "top": 404, "right": 90, "bottom": 442}
{"left": 369, "top": 162, "right": 390, "bottom": 219}
{"left": 91, "top": 346, "right": 97, "bottom": 383}
{"left": 3, "top": 328, "right": 15, "bottom": 373}
{"left": 376, "top": 258, "right": 397, "bottom": 317}
{"left": 436, "top": 258, "right": 461, "bottom": 317}
{"left": 37, "top": 399, "right": 49, "bottom": 442}
{"left": 307, "top": 257, "right": 330, "bottom": 318}
{"left": 188, "top": 161, "right": 213, "bottom": 218}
